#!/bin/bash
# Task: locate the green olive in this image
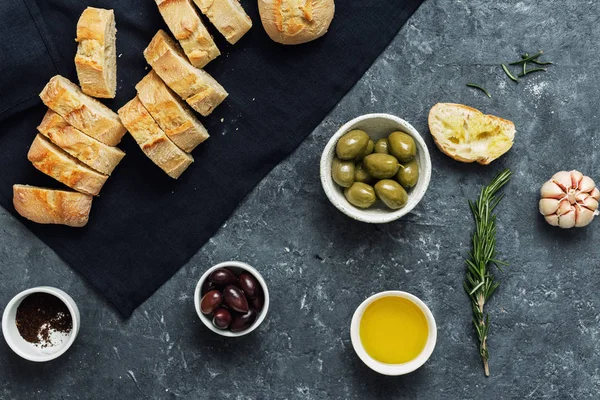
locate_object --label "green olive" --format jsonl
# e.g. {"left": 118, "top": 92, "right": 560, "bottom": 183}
{"left": 375, "top": 180, "right": 408, "bottom": 210}
{"left": 336, "top": 130, "right": 370, "bottom": 160}
{"left": 356, "top": 139, "right": 374, "bottom": 160}
{"left": 374, "top": 138, "right": 389, "bottom": 154}
{"left": 388, "top": 131, "right": 416, "bottom": 162}
{"left": 331, "top": 158, "right": 355, "bottom": 188}
{"left": 344, "top": 182, "right": 376, "bottom": 209}
{"left": 396, "top": 159, "right": 419, "bottom": 189}
{"left": 354, "top": 163, "right": 373, "bottom": 183}
{"left": 363, "top": 154, "right": 400, "bottom": 179}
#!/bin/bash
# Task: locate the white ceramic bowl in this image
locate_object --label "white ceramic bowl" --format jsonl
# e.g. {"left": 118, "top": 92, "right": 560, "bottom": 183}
{"left": 350, "top": 291, "right": 437, "bottom": 375}
{"left": 2, "top": 287, "right": 80, "bottom": 362}
{"left": 320, "top": 114, "right": 432, "bottom": 223}
{"left": 194, "top": 261, "right": 270, "bottom": 337}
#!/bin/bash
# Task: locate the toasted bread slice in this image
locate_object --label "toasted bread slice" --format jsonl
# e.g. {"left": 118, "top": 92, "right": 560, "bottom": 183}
{"left": 118, "top": 97, "right": 194, "bottom": 179}
{"left": 143, "top": 30, "right": 228, "bottom": 116}
{"left": 13, "top": 185, "right": 93, "bottom": 227}
{"left": 40, "top": 75, "right": 126, "bottom": 146}
{"left": 155, "top": 0, "right": 220, "bottom": 68}
{"left": 192, "top": 0, "right": 252, "bottom": 44}
{"left": 75, "top": 7, "right": 117, "bottom": 98}
{"left": 38, "top": 110, "right": 125, "bottom": 175}
{"left": 136, "top": 71, "right": 209, "bottom": 152}
{"left": 428, "top": 103, "right": 515, "bottom": 165}
{"left": 28, "top": 135, "right": 108, "bottom": 196}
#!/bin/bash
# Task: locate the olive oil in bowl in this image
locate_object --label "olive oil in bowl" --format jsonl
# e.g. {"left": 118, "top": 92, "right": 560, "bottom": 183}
{"left": 359, "top": 296, "right": 429, "bottom": 364}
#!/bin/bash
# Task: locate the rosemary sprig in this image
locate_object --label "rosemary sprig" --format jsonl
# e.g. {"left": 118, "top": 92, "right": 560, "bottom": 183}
{"left": 466, "top": 83, "right": 491, "bottom": 98}
{"left": 509, "top": 51, "right": 544, "bottom": 65}
{"left": 464, "top": 169, "right": 512, "bottom": 377}
{"left": 518, "top": 67, "right": 547, "bottom": 77}
{"left": 531, "top": 59, "right": 553, "bottom": 66}
{"left": 501, "top": 64, "right": 518, "bottom": 82}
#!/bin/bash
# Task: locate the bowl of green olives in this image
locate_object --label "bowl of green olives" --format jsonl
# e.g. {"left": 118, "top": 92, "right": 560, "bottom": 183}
{"left": 320, "top": 114, "right": 431, "bottom": 223}
{"left": 194, "top": 261, "right": 269, "bottom": 337}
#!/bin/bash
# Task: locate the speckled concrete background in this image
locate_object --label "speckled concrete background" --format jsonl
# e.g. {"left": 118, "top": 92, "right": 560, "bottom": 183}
{"left": 2, "top": 0, "right": 600, "bottom": 398}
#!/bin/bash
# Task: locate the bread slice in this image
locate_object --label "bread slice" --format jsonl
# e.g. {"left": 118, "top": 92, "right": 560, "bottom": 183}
{"left": 136, "top": 71, "right": 209, "bottom": 152}
{"left": 13, "top": 185, "right": 93, "bottom": 227}
{"left": 155, "top": 0, "right": 220, "bottom": 68}
{"left": 28, "top": 135, "right": 108, "bottom": 196}
{"left": 40, "top": 75, "right": 126, "bottom": 146}
{"left": 192, "top": 0, "right": 252, "bottom": 44}
{"left": 428, "top": 103, "right": 515, "bottom": 165}
{"left": 144, "top": 30, "right": 228, "bottom": 116}
{"left": 75, "top": 7, "right": 117, "bottom": 98}
{"left": 118, "top": 97, "right": 194, "bottom": 179}
{"left": 37, "top": 110, "right": 125, "bottom": 175}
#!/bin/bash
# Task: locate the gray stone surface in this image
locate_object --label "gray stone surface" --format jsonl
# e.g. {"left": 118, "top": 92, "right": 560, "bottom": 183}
{"left": 2, "top": 0, "right": 600, "bottom": 398}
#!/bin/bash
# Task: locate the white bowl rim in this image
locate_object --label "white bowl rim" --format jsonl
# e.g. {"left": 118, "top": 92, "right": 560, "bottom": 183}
{"left": 194, "top": 261, "right": 270, "bottom": 337}
{"left": 2, "top": 286, "right": 80, "bottom": 362}
{"left": 350, "top": 290, "right": 437, "bottom": 375}
{"left": 320, "top": 113, "right": 432, "bottom": 224}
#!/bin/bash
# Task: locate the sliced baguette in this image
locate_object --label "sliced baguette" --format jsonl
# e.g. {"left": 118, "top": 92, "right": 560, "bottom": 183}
{"left": 192, "top": 0, "right": 252, "bottom": 44}
{"left": 144, "top": 30, "right": 228, "bottom": 116}
{"left": 75, "top": 7, "right": 117, "bottom": 98}
{"left": 118, "top": 97, "right": 194, "bottom": 179}
{"left": 155, "top": 0, "right": 220, "bottom": 68}
{"left": 13, "top": 185, "right": 93, "bottom": 227}
{"left": 40, "top": 75, "right": 126, "bottom": 146}
{"left": 37, "top": 110, "right": 125, "bottom": 175}
{"left": 428, "top": 103, "right": 515, "bottom": 165}
{"left": 136, "top": 71, "right": 209, "bottom": 152}
{"left": 28, "top": 135, "right": 108, "bottom": 196}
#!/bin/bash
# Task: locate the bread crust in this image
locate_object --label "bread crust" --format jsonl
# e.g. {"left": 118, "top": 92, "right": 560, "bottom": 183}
{"left": 13, "top": 185, "right": 93, "bottom": 227}
{"left": 136, "top": 71, "right": 209, "bottom": 152}
{"left": 155, "top": 0, "right": 220, "bottom": 68}
{"left": 75, "top": 7, "right": 117, "bottom": 98}
{"left": 258, "top": 0, "right": 335, "bottom": 45}
{"left": 38, "top": 110, "right": 125, "bottom": 175}
{"left": 143, "top": 30, "right": 228, "bottom": 116}
{"left": 192, "top": 0, "right": 252, "bottom": 44}
{"left": 27, "top": 135, "right": 108, "bottom": 196}
{"left": 118, "top": 97, "right": 194, "bottom": 179}
{"left": 39, "top": 75, "right": 126, "bottom": 146}
{"left": 428, "top": 103, "right": 515, "bottom": 165}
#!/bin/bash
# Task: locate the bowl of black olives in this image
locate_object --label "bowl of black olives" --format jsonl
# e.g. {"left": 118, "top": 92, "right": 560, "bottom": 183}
{"left": 194, "top": 261, "right": 269, "bottom": 337}
{"left": 320, "top": 114, "right": 431, "bottom": 223}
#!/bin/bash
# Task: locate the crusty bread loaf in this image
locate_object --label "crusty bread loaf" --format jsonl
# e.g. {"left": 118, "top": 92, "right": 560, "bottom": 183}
{"left": 28, "top": 135, "right": 108, "bottom": 196}
{"left": 144, "top": 30, "right": 228, "bottom": 116}
{"left": 136, "top": 71, "right": 209, "bottom": 152}
{"left": 192, "top": 0, "right": 252, "bottom": 44}
{"left": 258, "top": 0, "right": 335, "bottom": 45}
{"left": 118, "top": 97, "right": 194, "bottom": 179}
{"left": 428, "top": 103, "right": 515, "bottom": 165}
{"left": 75, "top": 7, "right": 117, "bottom": 98}
{"left": 38, "top": 110, "right": 125, "bottom": 175}
{"left": 155, "top": 0, "right": 220, "bottom": 68}
{"left": 40, "top": 75, "right": 126, "bottom": 146}
{"left": 13, "top": 185, "right": 93, "bottom": 227}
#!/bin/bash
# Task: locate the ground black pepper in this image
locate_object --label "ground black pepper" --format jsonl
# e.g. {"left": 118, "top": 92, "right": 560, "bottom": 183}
{"left": 15, "top": 293, "right": 73, "bottom": 347}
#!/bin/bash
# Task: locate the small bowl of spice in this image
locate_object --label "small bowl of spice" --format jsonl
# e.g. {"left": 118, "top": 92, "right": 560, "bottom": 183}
{"left": 194, "top": 261, "right": 269, "bottom": 337}
{"left": 2, "top": 287, "right": 79, "bottom": 362}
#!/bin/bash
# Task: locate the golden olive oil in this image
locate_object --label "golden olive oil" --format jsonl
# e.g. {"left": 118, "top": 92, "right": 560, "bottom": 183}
{"left": 359, "top": 296, "right": 428, "bottom": 364}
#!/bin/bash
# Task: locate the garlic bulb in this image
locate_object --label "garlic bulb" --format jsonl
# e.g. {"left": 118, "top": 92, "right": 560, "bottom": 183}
{"left": 539, "top": 170, "right": 600, "bottom": 228}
